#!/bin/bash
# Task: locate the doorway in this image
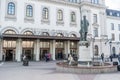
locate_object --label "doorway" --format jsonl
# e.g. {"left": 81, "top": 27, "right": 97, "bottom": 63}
{"left": 39, "top": 49, "right": 49, "bottom": 60}
{"left": 22, "top": 49, "right": 33, "bottom": 61}
{"left": 55, "top": 49, "right": 64, "bottom": 60}
{"left": 5, "top": 49, "right": 13, "bottom": 61}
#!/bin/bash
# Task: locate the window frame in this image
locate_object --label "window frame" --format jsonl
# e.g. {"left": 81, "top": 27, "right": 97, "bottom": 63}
{"left": 26, "top": 5, "right": 33, "bottom": 17}
{"left": 7, "top": 2, "right": 15, "bottom": 15}
{"left": 57, "top": 9, "right": 63, "bottom": 21}
{"left": 93, "top": 14, "right": 97, "bottom": 23}
{"left": 71, "top": 11, "right": 76, "bottom": 22}
{"left": 42, "top": 7, "right": 49, "bottom": 20}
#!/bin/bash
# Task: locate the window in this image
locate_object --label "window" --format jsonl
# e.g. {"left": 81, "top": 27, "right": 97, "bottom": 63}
{"left": 118, "top": 24, "right": 120, "bottom": 31}
{"left": 68, "top": 0, "right": 78, "bottom": 3}
{"left": 57, "top": 33, "right": 63, "bottom": 37}
{"left": 112, "top": 47, "right": 116, "bottom": 54}
{"left": 111, "top": 23, "right": 114, "bottom": 30}
{"left": 94, "top": 28, "right": 98, "bottom": 37}
{"left": 7, "top": 2, "right": 15, "bottom": 15}
{"left": 57, "top": 10, "right": 63, "bottom": 21}
{"left": 117, "top": 13, "right": 120, "bottom": 16}
{"left": 42, "top": 32, "right": 49, "bottom": 36}
{"left": 119, "top": 34, "right": 120, "bottom": 41}
{"left": 40, "top": 41, "right": 50, "bottom": 48}
{"left": 42, "top": 7, "right": 49, "bottom": 19}
{"left": 111, "top": 33, "right": 115, "bottom": 41}
{"left": 91, "top": 0, "right": 99, "bottom": 4}
{"left": 110, "top": 12, "right": 112, "bottom": 15}
{"left": 26, "top": 5, "right": 33, "bottom": 17}
{"left": 93, "top": 14, "right": 97, "bottom": 23}
{"left": 70, "top": 34, "right": 76, "bottom": 37}
{"left": 24, "top": 31, "right": 33, "bottom": 35}
{"left": 71, "top": 12, "right": 76, "bottom": 22}
{"left": 4, "top": 30, "right": 16, "bottom": 34}
{"left": 94, "top": 45, "right": 99, "bottom": 56}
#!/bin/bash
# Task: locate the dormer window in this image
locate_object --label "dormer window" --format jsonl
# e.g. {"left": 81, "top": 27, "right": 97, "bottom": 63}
{"left": 110, "top": 12, "right": 112, "bottom": 15}
{"left": 91, "top": 0, "right": 99, "bottom": 4}
{"left": 117, "top": 13, "right": 120, "bottom": 16}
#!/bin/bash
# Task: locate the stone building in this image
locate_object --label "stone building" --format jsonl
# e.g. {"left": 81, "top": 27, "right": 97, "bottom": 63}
{"left": 0, "top": 0, "right": 119, "bottom": 62}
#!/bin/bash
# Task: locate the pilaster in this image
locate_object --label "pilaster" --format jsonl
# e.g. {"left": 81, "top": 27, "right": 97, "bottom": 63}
{"left": 0, "top": 39, "right": 3, "bottom": 61}
{"left": 50, "top": 40, "right": 55, "bottom": 60}
{"left": 34, "top": 39, "right": 40, "bottom": 61}
{"left": 16, "top": 39, "right": 22, "bottom": 62}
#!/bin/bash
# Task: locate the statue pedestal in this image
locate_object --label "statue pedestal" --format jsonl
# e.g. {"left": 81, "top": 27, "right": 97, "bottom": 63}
{"left": 78, "top": 41, "right": 92, "bottom": 66}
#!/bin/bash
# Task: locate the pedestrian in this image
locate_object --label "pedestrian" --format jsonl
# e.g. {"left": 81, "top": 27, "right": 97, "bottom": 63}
{"left": 45, "top": 53, "right": 48, "bottom": 62}
{"left": 118, "top": 53, "right": 120, "bottom": 63}
{"left": 68, "top": 54, "right": 74, "bottom": 65}
{"left": 101, "top": 53, "right": 104, "bottom": 61}
{"left": 47, "top": 52, "right": 51, "bottom": 61}
{"left": 110, "top": 54, "right": 113, "bottom": 62}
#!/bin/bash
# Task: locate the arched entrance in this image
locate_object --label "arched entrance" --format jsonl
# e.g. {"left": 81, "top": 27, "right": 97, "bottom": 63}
{"left": 3, "top": 30, "right": 16, "bottom": 61}
{"left": 22, "top": 31, "right": 34, "bottom": 61}
{"left": 39, "top": 40, "right": 50, "bottom": 60}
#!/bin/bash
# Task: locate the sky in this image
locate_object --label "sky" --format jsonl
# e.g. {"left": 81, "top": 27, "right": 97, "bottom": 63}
{"left": 105, "top": 0, "right": 120, "bottom": 10}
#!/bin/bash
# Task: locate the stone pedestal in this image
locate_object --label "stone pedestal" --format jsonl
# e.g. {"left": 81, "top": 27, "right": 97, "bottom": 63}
{"left": 78, "top": 41, "right": 92, "bottom": 66}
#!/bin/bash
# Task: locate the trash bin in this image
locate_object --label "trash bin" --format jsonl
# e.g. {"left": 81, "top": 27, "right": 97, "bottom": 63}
{"left": 117, "top": 65, "right": 120, "bottom": 71}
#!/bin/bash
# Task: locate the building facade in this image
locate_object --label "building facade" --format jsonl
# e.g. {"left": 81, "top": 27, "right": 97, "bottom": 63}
{"left": 0, "top": 0, "right": 118, "bottom": 62}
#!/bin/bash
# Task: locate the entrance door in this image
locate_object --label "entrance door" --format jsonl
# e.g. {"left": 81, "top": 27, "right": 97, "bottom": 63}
{"left": 39, "top": 49, "right": 49, "bottom": 60}
{"left": 5, "top": 49, "right": 13, "bottom": 61}
{"left": 22, "top": 49, "right": 33, "bottom": 61}
{"left": 55, "top": 49, "right": 64, "bottom": 60}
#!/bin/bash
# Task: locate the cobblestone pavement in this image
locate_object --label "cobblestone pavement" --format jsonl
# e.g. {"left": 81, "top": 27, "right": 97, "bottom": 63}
{"left": 0, "top": 61, "right": 120, "bottom": 80}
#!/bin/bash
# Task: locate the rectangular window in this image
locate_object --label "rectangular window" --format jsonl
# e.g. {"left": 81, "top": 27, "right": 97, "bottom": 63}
{"left": 111, "top": 23, "right": 114, "bottom": 30}
{"left": 118, "top": 24, "right": 120, "bottom": 31}
{"left": 91, "top": 0, "right": 99, "bottom": 4}
{"left": 93, "top": 14, "right": 97, "bottom": 23}
{"left": 111, "top": 33, "right": 115, "bottom": 41}
{"left": 119, "top": 34, "right": 120, "bottom": 41}
{"left": 94, "top": 28, "right": 98, "bottom": 37}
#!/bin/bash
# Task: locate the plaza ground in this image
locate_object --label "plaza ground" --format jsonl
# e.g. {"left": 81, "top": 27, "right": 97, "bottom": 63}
{"left": 0, "top": 61, "right": 120, "bottom": 80}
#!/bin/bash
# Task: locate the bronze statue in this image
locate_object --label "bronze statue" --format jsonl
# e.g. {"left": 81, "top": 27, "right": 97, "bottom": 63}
{"left": 80, "top": 16, "right": 89, "bottom": 41}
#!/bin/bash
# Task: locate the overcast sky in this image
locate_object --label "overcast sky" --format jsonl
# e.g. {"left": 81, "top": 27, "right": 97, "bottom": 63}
{"left": 105, "top": 0, "right": 120, "bottom": 10}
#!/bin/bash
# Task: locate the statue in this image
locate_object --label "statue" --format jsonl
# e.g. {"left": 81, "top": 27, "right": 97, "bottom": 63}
{"left": 80, "top": 16, "right": 89, "bottom": 41}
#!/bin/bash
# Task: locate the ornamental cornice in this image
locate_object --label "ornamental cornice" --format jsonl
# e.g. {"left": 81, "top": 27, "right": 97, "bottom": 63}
{"left": 32, "top": 0, "right": 80, "bottom": 7}
{"left": 80, "top": 1, "right": 106, "bottom": 9}
{"left": 107, "top": 16, "right": 120, "bottom": 20}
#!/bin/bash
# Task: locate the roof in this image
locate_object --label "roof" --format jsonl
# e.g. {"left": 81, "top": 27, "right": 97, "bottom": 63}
{"left": 106, "top": 9, "right": 120, "bottom": 17}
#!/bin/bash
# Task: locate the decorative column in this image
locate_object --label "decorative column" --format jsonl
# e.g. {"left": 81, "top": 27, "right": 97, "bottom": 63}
{"left": 34, "top": 39, "right": 40, "bottom": 61}
{"left": 16, "top": 39, "right": 22, "bottom": 62}
{"left": 50, "top": 40, "right": 55, "bottom": 60}
{"left": 0, "top": 38, "right": 3, "bottom": 61}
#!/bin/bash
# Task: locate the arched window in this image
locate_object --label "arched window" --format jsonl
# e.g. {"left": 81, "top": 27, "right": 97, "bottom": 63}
{"left": 71, "top": 12, "right": 76, "bottom": 22}
{"left": 42, "top": 32, "right": 49, "bottom": 36}
{"left": 7, "top": 2, "right": 15, "bottom": 15}
{"left": 57, "top": 33, "right": 63, "bottom": 37}
{"left": 26, "top": 5, "right": 33, "bottom": 17}
{"left": 23, "top": 31, "right": 33, "bottom": 35}
{"left": 70, "top": 34, "right": 76, "bottom": 37}
{"left": 57, "top": 10, "right": 63, "bottom": 21}
{"left": 94, "top": 45, "right": 99, "bottom": 56}
{"left": 42, "top": 7, "right": 49, "bottom": 19}
{"left": 4, "top": 30, "right": 16, "bottom": 34}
